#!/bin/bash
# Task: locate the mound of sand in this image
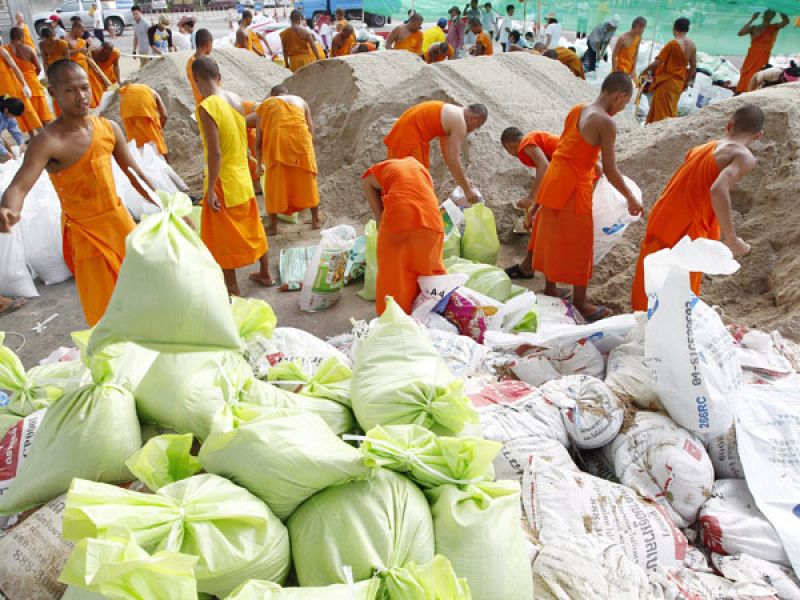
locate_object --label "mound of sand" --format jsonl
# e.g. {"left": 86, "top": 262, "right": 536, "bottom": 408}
{"left": 101, "top": 47, "right": 288, "bottom": 190}
{"left": 594, "top": 83, "right": 800, "bottom": 336}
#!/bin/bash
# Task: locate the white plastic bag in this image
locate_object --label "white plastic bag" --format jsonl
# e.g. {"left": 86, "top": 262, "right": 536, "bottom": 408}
{"left": 300, "top": 225, "right": 356, "bottom": 312}
{"left": 0, "top": 225, "right": 37, "bottom": 297}
{"left": 705, "top": 424, "right": 744, "bottom": 479}
{"left": 644, "top": 237, "right": 742, "bottom": 436}
{"left": 713, "top": 553, "right": 800, "bottom": 600}
{"left": 592, "top": 175, "right": 642, "bottom": 265}
{"left": 411, "top": 273, "right": 467, "bottom": 325}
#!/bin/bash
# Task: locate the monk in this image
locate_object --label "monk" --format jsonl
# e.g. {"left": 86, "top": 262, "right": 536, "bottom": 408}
{"left": 0, "top": 60, "right": 157, "bottom": 326}
{"left": 191, "top": 56, "right": 272, "bottom": 294}
{"left": 631, "top": 105, "right": 763, "bottom": 311}
{"left": 362, "top": 156, "right": 446, "bottom": 315}
{"left": 119, "top": 83, "right": 169, "bottom": 160}
{"left": 40, "top": 27, "right": 69, "bottom": 70}
{"left": 93, "top": 41, "right": 121, "bottom": 85}
{"left": 644, "top": 18, "right": 696, "bottom": 124}
{"left": 468, "top": 18, "right": 493, "bottom": 56}
{"left": 186, "top": 28, "right": 213, "bottom": 106}
{"left": 334, "top": 8, "right": 348, "bottom": 32}
{"left": 384, "top": 100, "right": 488, "bottom": 203}
{"left": 0, "top": 46, "right": 40, "bottom": 135}
{"left": 544, "top": 47, "right": 585, "bottom": 79}
{"left": 8, "top": 28, "right": 53, "bottom": 126}
{"left": 66, "top": 21, "right": 109, "bottom": 109}
{"left": 351, "top": 40, "right": 377, "bottom": 53}
{"left": 426, "top": 42, "right": 454, "bottom": 63}
{"left": 386, "top": 14, "right": 424, "bottom": 56}
{"left": 500, "top": 127, "right": 559, "bottom": 279}
{"left": 241, "top": 100, "right": 261, "bottom": 188}
{"left": 532, "top": 72, "right": 642, "bottom": 322}
{"left": 14, "top": 13, "right": 36, "bottom": 49}
{"left": 280, "top": 10, "right": 322, "bottom": 72}
{"left": 331, "top": 24, "right": 356, "bottom": 57}
{"left": 236, "top": 10, "right": 267, "bottom": 57}
{"left": 612, "top": 16, "right": 646, "bottom": 76}
{"left": 255, "top": 84, "right": 321, "bottom": 236}
{"left": 736, "top": 10, "right": 790, "bottom": 94}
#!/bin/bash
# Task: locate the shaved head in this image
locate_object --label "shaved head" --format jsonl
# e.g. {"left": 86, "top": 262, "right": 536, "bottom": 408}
{"left": 290, "top": 9, "right": 303, "bottom": 23}
{"left": 195, "top": 28, "right": 213, "bottom": 48}
{"left": 601, "top": 71, "right": 634, "bottom": 96}
{"left": 467, "top": 103, "right": 488, "bottom": 122}
{"left": 731, "top": 103, "right": 765, "bottom": 134}
{"left": 543, "top": 49, "right": 557, "bottom": 59}
{"left": 191, "top": 55, "right": 220, "bottom": 82}
{"left": 270, "top": 84, "right": 289, "bottom": 96}
{"left": 9, "top": 26, "right": 23, "bottom": 41}
{"left": 48, "top": 59, "right": 86, "bottom": 87}
{"left": 533, "top": 42, "right": 546, "bottom": 52}
{"left": 501, "top": 126, "right": 524, "bottom": 145}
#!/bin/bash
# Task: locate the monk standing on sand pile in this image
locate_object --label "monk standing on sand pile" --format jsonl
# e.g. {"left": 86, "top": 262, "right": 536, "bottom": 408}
{"left": 191, "top": 56, "right": 273, "bottom": 295}
{"left": 532, "top": 72, "right": 642, "bottom": 322}
{"left": 255, "top": 84, "right": 321, "bottom": 236}
{"left": 384, "top": 100, "right": 488, "bottom": 204}
{"left": 386, "top": 13, "right": 424, "bottom": 56}
{"left": 280, "top": 10, "right": 321, "bottom": 72}
{"left": 119, "top": 82, "right": 169, "bottom": 161}
{"left": 644, "top": 18, "right": 696, "bottom": 124}
{"left": 612, "top": 17, "right": 646, "bottom": 77}
{"left": 736, "top": 10, "right": 790, "bottom": 94}
{"left": 362, "top": 156, "right": 446, "bottom": 315}
{"left": 631, "top": 104, "right": 764, "bottom": 311}
{"left": 187, "top": 28, "right": 213, "bottom": 106}
{"left": 7, "top": 27, "right": 53, "bottom": 126}
{"left": 0, "top": 60, "right": 158, "bottom": 326}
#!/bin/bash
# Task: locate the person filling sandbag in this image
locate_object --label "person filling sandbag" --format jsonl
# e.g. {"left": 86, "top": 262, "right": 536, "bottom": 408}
{"left": 351, "top": 299, "right": 477, "bottom": 435}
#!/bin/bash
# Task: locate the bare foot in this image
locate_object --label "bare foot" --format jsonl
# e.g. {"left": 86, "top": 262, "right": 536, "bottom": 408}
{"left": 249, "top": 272, "right": 276, "bottom": 287}
{"left": 311, "top": 218, "right": 321, "bottom": 230}
{"left": 226, "top": 284, "right": 241, "bottom": 297}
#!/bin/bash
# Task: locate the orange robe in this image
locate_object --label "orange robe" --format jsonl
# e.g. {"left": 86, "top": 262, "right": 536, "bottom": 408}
{"left": 736, "top": 25, "right": 780, "bottom": 93}
{"left": 21, "top": 24, "right": 35, "bottom": 49}
{"left": 393, "top": 31, "right": 423, "bottom": 55}
{"left": 8, "top": 45, "right": 54, "bottom": 123}
{"left": 257, "top": 96, "right": 319, "bottom": 215}
{"left": 631, "top": 141, "right": 721, "bottom": 311}
{"left": 0, "top": 48, "right": 42, "bottom": 133}
{"left": 41, "top": 38, "right": 69, "bottom": 70}
{"left": 533, "top": 104, "right": 600, "bottom": 287}
{"left": 555, "top": 47, "right": 585, "bottom": 79}
{"left": 475, "top": 31, "right": 493, "bottom": 56}
{"left": 646, "top": 39, "right": 688, "bottom": 124}
{"left": 518, "top": 131, "right": 560, "bottom": 254}
{"left": 383, "top": 100, "right": 445, "bottom": 170}
{"left": 242, "top": 100, "right": 259, "bottom": 182}
{"left": 186, "top": 54, "right": 204, "bottom": 106}
{"left": 48, "top": 117, "right": 135, "bottom": 326}
{"left": 119, "top": 83, "right": 167, "bottom": 156}
{"left": 426, "top": 44, "right": 454, "bottom": 63}
{"left": 332, "top": 32, "right": 355, "bottom": 57}
{"left": 355, "top": 42, "right": 377, "bottom": 53}
{"left": 363, "top": 157, "right": 446, "bottom": 315}
{"left": 197, "top": 94, "right": 267, "bottom": 270}
{"left": 615, "top": 34, "right": 640, "bottom": 75}
{"left": 237, "top": 29, "right": 266, "bottom": 56}
{"left": 336, "top": 18, "right": 349, "bottom": 33}
{"left": 69, "top": 38, "right": 105, "bottom": 108}
{"left": 97, "top": 48, "right": 121, "bottom": 84}
{"left": 280, "top": 28, "right": 317, "bottom": 72}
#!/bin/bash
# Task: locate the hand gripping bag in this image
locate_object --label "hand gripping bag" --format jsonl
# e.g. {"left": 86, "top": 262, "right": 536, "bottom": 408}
{"left": 62, "top": 474, "right": 291, "bottom": 598}
{"left": 88, "top": 191, "right": 242, "bottom": 356}
{"left": 287, "top": 469, "right": 435, "bottom": 586}
{"left": 199, "top": 412, "right": 371, "bottom": 520}
{"left": 357, "top": 220, "right": 378, "bottom": 301}
{"left": 461, "top": 203, "right": 499, "bottom": 265}
{"left": 225, "top": 579, "right": 381, "bottom": 600}
{"left": 351, "top": 299, "right": 478, "bottom": 435}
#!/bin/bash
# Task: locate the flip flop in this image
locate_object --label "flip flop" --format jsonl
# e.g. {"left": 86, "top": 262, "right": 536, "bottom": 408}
{"left": 583, "top": 305, "right": 613, "bottom": 323}
{"left": 557, "top": 289, "right": 571, "bottom": 299}
{"left": 0, "top": 297, "right": 27, "bottom": 317}
{"left": 505, "top": 264, "right": 535, "bottom": 280}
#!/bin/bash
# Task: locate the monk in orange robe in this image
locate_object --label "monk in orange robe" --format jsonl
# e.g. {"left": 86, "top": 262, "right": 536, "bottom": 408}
{"left": 241, "top": 99, "right": 260, "bottom": 184}
{"left": 186, "top": 28, "right": 214, "bottom": 106}
{"left": 426, "top": 42, "right": 454, "bottom": 63}
{"left": 331, "top": 24, "right": 356, "bottom": 57}
{"left": 533, "top": 73, "right": 642, "bottom": 322}
{"left": 469, "top": 19, "right": 493, "bottom": 56}
{"left": 736, "top": 10, "right": 790, "bottom": 94}
{"left": 93, "top": 42, "right": 121, "bottom": 85}
{"left": 631, "top": 105, "right": 763, "bottom": 311}
{"left": 612, "top": 17, "right": 647, "bottom": 76}
{"left": 386, "top": 14, "right": 424, "bottom": 55}
{"left": 280, "top": 10, "right": 322, "bottom": 72}
{"left": 544, "top": 47, "right": 585, "bottom": 79}
{"left": 191, "top": 55, "right": 272, "bottom": 295}
{"left": 40, "top": 27, "right": 70, "bottom": 70}
{"left": 334, "top": 8, "right": 348, "bottom": 32}
{"left": 0, "top": 47, "right": 41, "bottom": 134}
{"left": 0, "top": 60, "right": 158, "bottom": 326}
{"left": 7, "top": 28, "right": 53, "bottom": 126}
{"left": 255, "top": 84, "right": 321, "bottom": 236}
{"left": 384, "top": 100, "right": 487, "bottom": 203}
{"left": 352, "top": 41, "right": 377, "bottom": 53}
{"left": 362, "top": 156, "right": 446, "bottom": 315}
{"left": 644, "top": 18, "right": 696, "bottom": 124}
{"left": 66, "top": 21, "right": 109, "bottom": 109}
{"left": 236, "top": 10, "right": 267, "bottom": 57}
{"left": 14, "top": 13, "right": 35, "bottom": 49}
{"left": 119, "top": 83, "right": 169, "bottom": 159}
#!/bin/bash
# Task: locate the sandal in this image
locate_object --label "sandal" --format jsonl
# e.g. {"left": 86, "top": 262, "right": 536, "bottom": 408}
{"left": 582, "top": 305, "right": 613, "bottom": 323}
{"left": 505, "top": 264, "right": 535, "bottom": 280}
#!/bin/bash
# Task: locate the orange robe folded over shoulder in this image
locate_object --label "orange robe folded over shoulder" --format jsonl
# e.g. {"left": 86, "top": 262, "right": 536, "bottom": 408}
{"left": 8, "top": 46, "right": 53, "bottom": 123}
{"left": 555, "top": 47, "right": 585, "bottom": 79}
{"left": 332, "top": 32, "right": 356, "bottom": 57}
{"left": 615, "top": 34, "right": 640, "bottom": 75}
{"left": 631, "top": 141, "right": 722, "bottom": 311}
{"left": 119, "top": 83, "right": 167, "bottom": 156}
{"left": 383, "top": 100, "right": 446, "bottom": 169}
{"left": 97, "top": 47, "right": 121, "bottom": 84}
{"left": 42, "top": 38, "right": 69, "bottom": 70}
{"left": 517, "top": 131, "right": 560, "bottom": 253}
{"left": 533, "top": 104, "right": 600, "bottom": 287}
{"left": 48, "top": 116, "right": 136, "bottom": 326}
{"left": 69, "top": 38, "right": 106, "bottom": 109}
{"left": 280, "top": 28, "right": 317, "bottom": 72}
{"left": 257, "top": 96, "right": 320, "bottom": 215}
{"left": 426, "top": 44, "right": 454, "bottom": 63}
{"left": 475, "top": 31, "right": 493, "bottom": 56}
{"left": 197, "top": 94, "right": 267, "bottom": 270}
{"left": 646, "top": 39, "right": 688, "bottom": 124}
{"left": 0, "top": 47, "right": 42, "bottom": 133}
{"left": 736, "top": 24, "right": 780, "bottom": 94}
{"left": 363, "top": 156, "right": 445, "bottom": 315}
{"left": 186, "top": 54, "right": 204, "bottom": 106}
{"left": 394, "top": 31, "right": 423, "bottom": 55}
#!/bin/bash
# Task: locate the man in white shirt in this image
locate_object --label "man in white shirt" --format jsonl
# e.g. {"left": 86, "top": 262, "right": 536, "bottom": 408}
{"left": 92, "top": 1, "right": 105, "bottom": 42}
{"left": 480, "top": 2, "right": 497, "bottom": 41}
{"left": 542, "top": 12, "right": 561, "bottom": 48}
{"left": 174, "top": 16, "right": 196, "bottom": 51}
{"left": 496, "top": 4, "right": 514, "bottom": 51}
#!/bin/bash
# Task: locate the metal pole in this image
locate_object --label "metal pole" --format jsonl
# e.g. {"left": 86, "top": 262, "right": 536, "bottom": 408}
{"left": 647, "top": 0, "right": 662, "bottom": 64}
{"left": 536, "top": 0, "right": 541, "bottom": 37}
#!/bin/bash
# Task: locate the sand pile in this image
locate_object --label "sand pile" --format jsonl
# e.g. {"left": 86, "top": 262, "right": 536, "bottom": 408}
{"left": 101, "top": 47, "right": 288, "bottom": 190}
{"left": 594, "top": 83, "right": 800, "bottom": 336}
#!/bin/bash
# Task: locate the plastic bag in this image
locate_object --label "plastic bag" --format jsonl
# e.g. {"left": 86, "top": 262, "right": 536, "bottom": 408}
{"left": 287, "top": 469, "right": 435, "bottom": 586}
{"left": 410, "top": 273, "right": 467, "bottom": 325}
{"left": 88, "top": 191, "right": 242, "bottom": 355}
{"left": 383, "top": 555, "right": 471, "bottom": 600}
{"left": 358, "top": 220, "right": 378, "bottom": 301}
{"left": 351, "top": 299, "right": 478, "bottom": 435}
{"left": 266, "top": 356, "right": 352, "bottom": 407}
{"left": 592, "top": 175, "right": 642, "bottom": 265}
{"left": 63, "top": 474, "right": 291, "bottom": 597}
{"left": 488, "top": 291, "right": 538, "bottom": 334}
{"left": 605, "top": 323, "right": 662, "bottom": 410}
{"left": 225, "top": 579, "right": 381, "bottom": 600}
{"left": 439, "top": 287, "right": 502, "bottom": 344}
{"left": 300, "top": 225, "right": 356, "bottom": 312}
{"left": 232, "top": 297, "right": 277, "bottom": 344}
{"left": 442, "top": 230, "right": 461, "bottom": 259}
{"left": 0, "top": 220, "right": 37, "bottom": 297}
{"left": 124, "top": 434, "right": 202, "bottom": 492}
{"left": 345, "top": 235, "right": 367, "bottom": 285}
{"left": 278, "top": 245, "right": 315, "bottom": 292}
{"left": 460, "top": 203, "right": 499, "bottom": 265}
{"left": 445, "top": 257, "right": 512, "bottom": 302}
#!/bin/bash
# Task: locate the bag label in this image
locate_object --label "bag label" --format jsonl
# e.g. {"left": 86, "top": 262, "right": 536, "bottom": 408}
{"left": 0, "top": 409, "right": 46, "bottom": 499}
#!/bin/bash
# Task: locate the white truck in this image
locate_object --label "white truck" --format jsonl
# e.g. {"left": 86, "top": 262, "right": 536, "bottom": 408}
{"left": 33, "top": 0, "right": 134, "bottom": 37}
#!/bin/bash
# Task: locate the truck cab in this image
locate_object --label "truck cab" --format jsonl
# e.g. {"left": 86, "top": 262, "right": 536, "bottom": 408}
{"left": 296, "top": 0, "right": 397, "bottom": 28}
{"left": 33, "top": 0, "right": 134, "bottom": 37}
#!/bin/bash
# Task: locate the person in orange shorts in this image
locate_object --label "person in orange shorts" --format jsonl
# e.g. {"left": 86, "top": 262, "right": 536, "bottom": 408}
{"left": 643, "top": 18, "right": 696, "bottom": 124}
{"left": 384, "top": 100, "right": 488, "bottom": 203}
{"left": 532, "top": 72, "right": 642, "bottom": 322}
{"left": 191, "top": 55, "right": 272, "bottom": 295}
{"left": 612, "top": 16, "right": 646, "bottom": 76}
{"left": 426, "top": 42, "right": 454, "bottom": 63}
{"left": 7, "top": 27, "right": 54, "bottom": 127}
{"left": 93, "top": 41, "right": 121, "bottom": 85}
{"left": 630, "top": 104, "right": 764, "bottom": 312}
{"left": 386, "top": 13, "right": 424, "bottom": 56}
{"left": 280, "top": 10, "right": 322, "bottom": 72}
{"left": 736, "top": 10, "right": 790, "bottom": 94}
{"left": 468, "top": 18, "right": 493, "bottom": 56}
{"left": 119, "top": 82, "right": 169, "bottom": 160}
{"left": 186, "top": 28, "right": 213, "bottom": 106}
{"left": 331, "top": 24, "right": 356, "bottom": 57}
{"left": 362, "top": 156, "right": 446, "bottom": 315}
{"left": 0, "top": 60, "right": 158, "bottom": 326}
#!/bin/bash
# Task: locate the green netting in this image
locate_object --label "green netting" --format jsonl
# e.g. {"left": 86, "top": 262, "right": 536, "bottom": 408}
{"left": 365, "top": 0, "right": 800, "bottom": 56}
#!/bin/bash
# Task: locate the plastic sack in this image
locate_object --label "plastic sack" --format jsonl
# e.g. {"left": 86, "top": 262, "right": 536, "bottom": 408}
{"left": 713, "top": 553, "right": 800, "bottom": 600}
{"left": 383, "top": 555, "right": 471, "bottom": 600}
{"left": 439, "top": 287, "right": 502, "bottom": 344}
{"left": 345, "top": 235, "right": 367, "bottom": 285}
{"left": 488, "top": 291, "right": 538, "bottom": 334}
{"left": 287, "top": 469, "right": 435, "bottom": 586}
{"left": 445, "top": 257, "right": 512, "bottom": 302}
{"left": 427, "top": 328, "right": 489, "bottom": 379}
{"left": 124, "top": 434, "right": 202, "bottom": 492}
{"left": 512, "top": 338, "right": 606, "bottom": 387}
{"left": 0, "top": 220, "right": 37, "bottom": 297}
{"left": 71, "top": 330, "right": 159, "bottom": 394}
{"left": 351, "top": 299, "right": 478, "bottom": 435}
{"left": 461, "top": 203, "right": 499, "bottom": 265}
{"left": 88, "top": 191, "right": 242, "bottom": 355}
{"left": 705, "top": 424, "right": 744, "bottom": 479}
{"left": 63, "top": 474, "right": 291, "bottom": 597}
{"left": 592, "top": 175, "right": 642, "bottom": 265}
{"left": 232, "top": 296, "right": 277, "bottom": 345}
{"left": 111, "top": 143, "right": 162, "bottom": 221}
{"left": 300, "top": 225, "right": 356, "bottom": 312}
{"left": 266, "top": 356, "right": 351, "bottom": 407}
{"left": 358, "top": 220, "right": 378, "bottom": 301}
{"left": 645, "top": 238, "right": 742, "bottom": 436}
{"left": 605, "top": 323, "right": 662, "bottom": 410}
{"left": 225, "top": 579, "right": 381, "bottom": 600}
{"left": 278, "top": 245, "right": 315, "bottom": 292}
{"left": 199, "top": 412, "right": 370, "bottom": 520}
{"left": 410, "top": 273, "right": 467, "bottom": 326}
{"left": 442, "top": 229, "right": 461, "bottom": 259}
